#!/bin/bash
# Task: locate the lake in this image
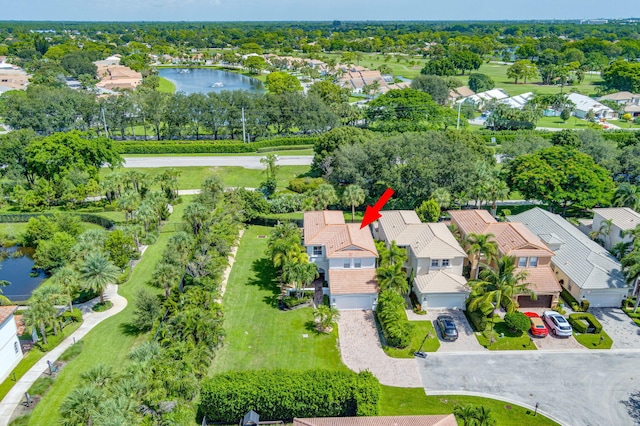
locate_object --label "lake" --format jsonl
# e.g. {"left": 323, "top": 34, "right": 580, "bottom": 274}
{"left": 158, "top": 68, "right": 264, "bottom": 94}
{"left": 0, "top": 246, "right": 46, "bottom": 302}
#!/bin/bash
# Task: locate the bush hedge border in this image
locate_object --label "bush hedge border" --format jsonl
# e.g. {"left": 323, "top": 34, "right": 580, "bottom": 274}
{"left": 568, "top": 313, "right": 603, "bottom": 334}
{"left": 0, "top": 213, "right": 114, "bottom": 229}
{"left": 114, "top": 137, "right": 317, "bottom": 154}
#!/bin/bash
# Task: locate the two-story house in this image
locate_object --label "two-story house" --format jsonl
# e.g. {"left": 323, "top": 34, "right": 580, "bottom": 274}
{"left": 448, "top": 209, "right": 561, "bottom": 308}
{"left": 374, "top": 210, "right": 469, "bottom": 309}
{"left": 509, "top": 208, "right": 629, "bottom": 308}
{"left": 0, "top": 306, "right": 23, "bottom": 383}
{"left": 303, "top": 211, "right": 379, "bottom": 310}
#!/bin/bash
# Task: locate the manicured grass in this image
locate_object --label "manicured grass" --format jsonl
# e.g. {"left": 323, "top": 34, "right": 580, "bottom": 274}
{"left": 105, "top": 165, "right": 310, "bottom": 190}
{"left": 573, "top": 331, "right": 613, "bottom": 349}
{"left": 475, "top": 319, "right": 537, "bottom": 351}
{"left": 157, "top": 77, "right": 176, "bottom": 93}
{"left": 26, "top": 201, "right": 191, "bottom": 425}
{"left": 123, "top": 148, "right": 314, "bottom": 157}
{"left": 210, "top": 225, "right": 344, "bottom": 374}
{"left": 383, "top": 320, "right": 440, "bottom": 358}
{"left": 0, "top": 320, "right": 83, "bottom": 401}
{"left": 535, "top": 116, "right": 597, "bottom": 129}
{"left": 380, "top": 385, "right": 559, "bottom": 425}
{"left": 91, "top": 301, "right": 113, "bottom": 312}
{"left": 263, "top": 212, "right": 305, "bottom": 220}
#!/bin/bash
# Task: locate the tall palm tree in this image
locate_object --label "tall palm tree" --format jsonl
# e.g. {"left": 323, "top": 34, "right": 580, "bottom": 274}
{"left": 467, "top": 255, "right": 534, "bottom": 314}
{"left": 79, "top": 252, "right": 120, "bottom": 304}
{"left": 313, "top": 305, "right": 340, "bottom": 333}
{"left": 611, "top": 241, "right": 633, "bottom": 261}
{"left": 613, "top": 182, "right": 640, "bottom": 211}
{"left": 342, "top": 184, "right": 365, "bottom": 223}
{"left": 282, "top": 261, "right": 318, "bottom": 296}
{"left": 432, "top": 188, "right": 452, "bottom": 211}
{"left": 485, "top": 179, "right": 510, "bottom": 217}
{"left": 151, "top": 262, "right": 181, "bottom": 298}
{"left": 379, "top": 241, "right": 408, "bottom": 268}
{"left": 377, "top": 262, "right": 409, "bottom": 295}
{"left": 313, "top": 184, "right": 338, "bottom": 210}
{"left": 52, "top": 266, "right": 79, "bottom": 312}
{"left": 183, "top": 202, "right": 210, "bottom": 236}
{"left": 117, "top": 190, "right": 139, "bottom": 223}
{"left": 464, "top": 233, "right": 499, "bottom": 279}
{"left": 622, "top": 249, "right": 640, "bottom": 313}
{"left": 135, "top": 201, "right": 156, "bottom": 237}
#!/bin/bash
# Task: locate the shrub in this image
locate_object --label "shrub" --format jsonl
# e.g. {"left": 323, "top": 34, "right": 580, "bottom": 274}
{"left": 267, "top": 193, "right": 305, "bottom": 214}
{"left": 280, "top": 291, "right": 313, "bottom": 309}
{"left": 568, "top": 313, "right": 603, "bottom": 334}
{"left": 28, "top": 377, "right": 55, "bottom": 396}
{"left": 504, "top": 311, "right": 530, "bottom": 333}
{"left": 61, "top": 308, "right": 83, "bottom": 323}
{"left": 199, "top": 369, "right": 380, "bottom": 422}
{"left": 59, "top": 340, "right": 84, "bottom": 362}
{"left": 466, "top": 309, "right": 490, "bottom": 332}
{"left": 560, "top": 288, "right": 582, "bottom": 312}
{"left": 114, "top": 137, "right": 316, "bottom": 154}
{"left": 581, "top": 299, "right": 590, "bottom": 311}
{"left": 288, "top": 177, "right": 325, "bottom": 193}
{"left": 376, "top": 290, "right": 412, "bottom": 348}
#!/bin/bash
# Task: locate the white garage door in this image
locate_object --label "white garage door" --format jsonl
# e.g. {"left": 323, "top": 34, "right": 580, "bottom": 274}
{"left": 586, "top": 292, "right": 625, "bottom": 308}
{"left": 333, "top": 294, "right": 376, "bottom": 310}
{"left": 423, "top": 293, "right": 467, "bottom": 309}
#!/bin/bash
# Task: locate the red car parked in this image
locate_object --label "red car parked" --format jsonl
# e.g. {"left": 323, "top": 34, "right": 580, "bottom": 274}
{"left": 524, "top": 312, "right": 549, "bottom": 338}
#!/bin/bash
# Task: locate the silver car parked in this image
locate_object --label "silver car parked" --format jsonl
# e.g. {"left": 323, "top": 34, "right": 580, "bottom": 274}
{"left": 542, "top": 311, "right": 572, "bottom": 338}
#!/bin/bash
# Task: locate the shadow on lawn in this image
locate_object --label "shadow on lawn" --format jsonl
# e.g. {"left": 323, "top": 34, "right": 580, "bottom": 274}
{"left": 248, "top": 257, "right": 281, "bottom": 308}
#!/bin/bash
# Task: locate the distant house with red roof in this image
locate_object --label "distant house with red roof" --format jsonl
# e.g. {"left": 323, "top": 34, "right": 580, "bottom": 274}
{"left": 303, "top": 211, "right": 379, "bottom": 310}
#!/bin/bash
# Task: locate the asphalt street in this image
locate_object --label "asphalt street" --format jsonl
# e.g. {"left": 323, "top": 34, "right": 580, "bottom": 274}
{"left": 419, "top": 350, "right": 640, "bottom": 426}
{"left": 123, "top": 155, "right": 313, "bottom": 169}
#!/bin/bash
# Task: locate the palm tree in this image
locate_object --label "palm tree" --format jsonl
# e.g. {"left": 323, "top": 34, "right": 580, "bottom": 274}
{"left": 52, "top": 266, "right": 79, "bottom": 312}
{"left": 183, "top": 202, "right": 210, "bottom": 235}
{"left": 432, "top": 188, "right": 452, "bottom": 211}
{"left": 342, "top": 184, "right": 365, "bottom": 223}
{"left": 312, "top": 184, "right": 338, "bottom": 210}
{"left": 79, "top": 252, "right": 120, "bottom": 304}
{"left": 117, "top": 190, "right": 139, "bottom": 223}
{"left": 60, "top": 385, "right": 103, "bottom": 426}
{"left": 613, "top": 183, "right": 640, "bottom": 211}
{"left": 379, "top": 241, "right": 408, "bottom": 268}
{"left": 590, "top": 218, "right": 612, "bottom": 248}
{"left": 23, "top": 301, "right": 52, "bottom": 345}
{"left": 622, "top": 249, "right": 640, "bottom": 313}
{"left": 377, "top": 263, "right": 409, "bottom": 295}
{"left": 464, "top": 233, "right": 499, "bottom": 279}
{"left": 282, "top": 261, "right": 318, "bottom": 296}
{"left": 151, "top": 262, "right": 181, "bottom": 297}
{"left": 611, "top": 241, "right": 633, "bottom": 261}
{"left": 81, "top": 364, "right": 114, "bottom": 387}
{"left": 484, "top": 179, "right": 510, "bottom": 217}
{"left": 468, "top": 255, "right": 534, "bottom": 315}
{"left": 135, "top": 201, "right": 156, "bottom": 237}
{"left": 313, "top": 305, "right": 340, "bottom": 333}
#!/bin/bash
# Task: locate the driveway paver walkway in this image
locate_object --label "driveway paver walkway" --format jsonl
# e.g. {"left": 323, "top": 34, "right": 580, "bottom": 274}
{"left": 423, "top": 309, "right": 486, "bottom": 352}
{"left": 0, "top": 284, "right": 127, "bottom": 426}
{"left": 338, "top": 310, "right": 422, "bottom": 388}
{"left": 591, "top": 308, "right": 640, "bottom": 349}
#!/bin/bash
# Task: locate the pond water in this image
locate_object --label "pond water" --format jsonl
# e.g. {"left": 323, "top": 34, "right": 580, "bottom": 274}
{"left": 158, "top": 68, "right": 264, "bottom": 94}
{"left": 0, "top": 246, "right": 46, "bottom": 302}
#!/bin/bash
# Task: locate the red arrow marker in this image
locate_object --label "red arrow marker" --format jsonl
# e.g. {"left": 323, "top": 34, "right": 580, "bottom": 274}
{"left": 360, "top": 188, "right": 395, "bottom": 229}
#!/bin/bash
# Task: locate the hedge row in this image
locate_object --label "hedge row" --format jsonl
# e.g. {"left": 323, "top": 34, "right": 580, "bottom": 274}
{"left": 476, "top": 129, "right": 638, "bottom": 144}
{"left": 114, "top": 137, "right": 317, "bottom": 154}
{"left": 199, "top": 369, "right": 380, "bottom": 422}
{"left": 0, "top": 213, "right": 114, "bottom": 229}
{"left": 568, "top": 313, "right": 603, "bottom": 334}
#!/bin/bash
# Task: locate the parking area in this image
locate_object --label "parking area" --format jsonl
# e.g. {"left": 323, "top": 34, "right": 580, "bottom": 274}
{"left": 422, "top": 309, "right": 486, "bottom": 352}
{"left": 591, "top": 308, "right": 640, "bottom": 349}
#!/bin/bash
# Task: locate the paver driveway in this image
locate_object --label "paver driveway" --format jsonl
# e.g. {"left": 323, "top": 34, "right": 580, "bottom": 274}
{"left": 419, "top": 350, "right": 640, "bottom": 426}
{"left": 338, "top": 310, "right": 422, "bottom": 388}
{"left": 591, "top": 308, "right": 640, "bottom": 349}
{"left": 423, "top": 309, "right": 486, "bottom": 352}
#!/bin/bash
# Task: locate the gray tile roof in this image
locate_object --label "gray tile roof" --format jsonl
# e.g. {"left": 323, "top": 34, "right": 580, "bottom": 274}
{"left": 508, "top": 208, "right": 627, "bottom": 290}
{"left": 592, "top": 207, "right": 640, "bottom": 231}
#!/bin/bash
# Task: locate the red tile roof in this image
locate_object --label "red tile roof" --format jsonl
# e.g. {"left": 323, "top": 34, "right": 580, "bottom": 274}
{"left": 0, "top": 305, "right": 18, "bottom": 327}
{"left": 304, "top": 211, "right": 378, "bottom": 258}
{"left": 517, "top": 266, "right": 562, "bottom": 294}
{"left": 328, "top": 269, "right": 378, "bottom": 295}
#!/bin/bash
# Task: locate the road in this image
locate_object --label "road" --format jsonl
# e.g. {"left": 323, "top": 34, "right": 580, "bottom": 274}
{"left": 419, "top": 350, "right": 640, "bottom": 426}
{"left": 123, "top": 155, "right": 313, "bottom": 169}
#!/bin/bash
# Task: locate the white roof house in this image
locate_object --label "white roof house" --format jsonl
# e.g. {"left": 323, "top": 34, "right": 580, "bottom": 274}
{"left": 508, "top": 208, "right": 628, "bottom": 308}
{"left": 463, "top": 88, "right": 509, "bottom": 107}
{"left": 500, "top": 92, "right": 534, "bottom": 109}
{"left": 0, "top": 306, "right": 23, "bottom": 383}
{"left": 567, "top": 93, "right": 615, "bottom": 119}
{"left": 590, "top": 207, "right": 640, "bottom": 251}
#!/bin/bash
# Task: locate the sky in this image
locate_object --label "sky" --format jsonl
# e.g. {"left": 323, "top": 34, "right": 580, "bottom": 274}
{"left": 1, "top": 0, "right": 624, "bottom": 22}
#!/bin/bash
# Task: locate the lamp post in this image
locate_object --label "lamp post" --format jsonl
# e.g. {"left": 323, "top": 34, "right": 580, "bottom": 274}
{"left": 534, "top": 402, "right": 539, "bottom": 416}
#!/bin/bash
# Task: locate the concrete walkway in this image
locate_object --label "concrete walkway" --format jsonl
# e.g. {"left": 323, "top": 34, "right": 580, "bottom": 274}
{"left": 338, "top": 310, "right": 422, "bottom": 388}
{"left": 0, "top": 284, "right": 127, "bottom": 425}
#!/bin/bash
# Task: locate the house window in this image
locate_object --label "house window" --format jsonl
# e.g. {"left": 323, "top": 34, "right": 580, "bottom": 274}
{"left": 313, "top": 246, "right": 322, "bottom": 256}
{"left": 354, "top": 259, "right": 362, "bottom": 268}
{"left": 442, "top": 259, "right": 450, "bottom": 267}
{"left": 14, "top": 341, "right": 19, "bottom": 354}
{"left": 518, "top": 257, "right": 527, "bottom": 267}
{"left": 344, "top": 259, "right": 351, "bottom": 269}
{"left": 620, "top": 230, "right": 625, "bottom": 238}
{"left": 529, "top": 257, "right": 538, "bottom": 267}
{"left": 431, "top": 259, "right": 440, "bottom": 267}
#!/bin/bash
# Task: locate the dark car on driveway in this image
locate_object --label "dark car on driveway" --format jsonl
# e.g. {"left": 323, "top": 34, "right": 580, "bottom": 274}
{"left": 436, "top": 315, "right": 459, "bottom": 341}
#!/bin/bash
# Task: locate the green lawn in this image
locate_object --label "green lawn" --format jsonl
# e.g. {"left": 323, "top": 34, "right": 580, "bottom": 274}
{"left": 535, "top": 116, "right": 597, "bottom": 129}
{"left": 475, "top": 319, "right": 537, "bottom": 351}
{"left": 123, "top": 148, "right": 314, "bottom": 157}
{"left": 383, "top": 320, "right": 440, "bottom": 358}
{"left": 105, "top": 165, "right": 310, "bottom": 190}
{"left": 210, "top": 225, "right": 344, "bottom": 374}
{"left": 26, "top": 200, "right": 192, "bottom": 425}
{"left": 0, "top": 320, "right": 83, "bottom": 402}
{"left": 157, "top": 77, "right": 176, "bottom": 93}
{"left": 573, "top": 331, "right": 613, "bottom": 349}
{"left": 380, "top": 386, "right": 558, "bottom": 425}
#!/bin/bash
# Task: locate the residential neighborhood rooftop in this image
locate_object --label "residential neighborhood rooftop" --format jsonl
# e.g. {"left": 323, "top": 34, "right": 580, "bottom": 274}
{"left": 303, "top": 211, "right": 378, "bottom": 258}
{"left": 592, "top": 207, "right": 640, "bottom": 231}
{"left": 414, "top": 270, "right": 469, "bottom": 294}
{"left": 328, "top": 268, "right": 379, "bottom": 294}
{"left": 0, "top": 306, "right": 18, "bottom": 326}
{"left": 509, "top": 208, "right": 627, "bottom": 290}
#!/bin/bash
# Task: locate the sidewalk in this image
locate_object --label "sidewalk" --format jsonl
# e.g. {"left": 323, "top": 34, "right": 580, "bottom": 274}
{"left": 0, "top": 284, "right": 127, "bottom": 425}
